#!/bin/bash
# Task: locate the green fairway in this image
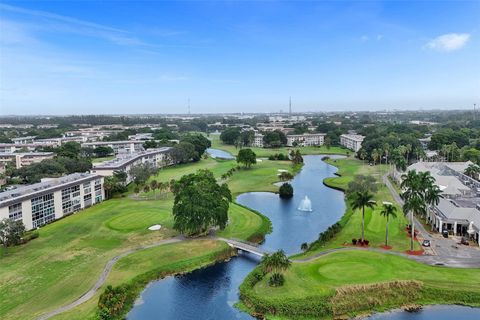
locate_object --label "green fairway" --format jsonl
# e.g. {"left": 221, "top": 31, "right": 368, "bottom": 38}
{"left": 242, "top": 250, "right": 480, "bottom": 318}
{"left": 296, "top": 157, "right": 418, "bottom": 258}
{"left": 0, "top": 155, "right": 287, "bottom": 320}
{"left": 51, "top": 240, "right": 232, "bottom": 320}
{"left": 210, "top": 134, "right": 349, "bottom": 157}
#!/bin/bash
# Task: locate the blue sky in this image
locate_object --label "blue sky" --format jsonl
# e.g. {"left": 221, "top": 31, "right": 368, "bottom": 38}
{"left": 0, "top": 0, "right": 479, "bottom": 115}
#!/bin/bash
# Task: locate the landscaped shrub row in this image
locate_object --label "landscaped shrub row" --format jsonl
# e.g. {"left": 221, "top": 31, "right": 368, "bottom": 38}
{"left": 233, "top": 202, "right": 272, "bottom": 243}
{"left": 96, "top": 246, "right": 235, "bottom": 320}
{"left": 307, "top": 222, "right": 342, "bottom": 251}
{"left": 268, "top": 153, "right": 289, "bottom": 161}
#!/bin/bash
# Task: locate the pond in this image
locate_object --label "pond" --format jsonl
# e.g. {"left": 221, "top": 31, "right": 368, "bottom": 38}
{"left": 207, "top": 148, "right": 235, "bottom": 160}
{"left": 128, "top": 155, "right": 345, "bottom": 319}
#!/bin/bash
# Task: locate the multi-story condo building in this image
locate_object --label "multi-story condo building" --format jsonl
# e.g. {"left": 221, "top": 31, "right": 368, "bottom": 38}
{"left": 252, "top": 133, "right": 264, "bottom": 147}
{"left": 0, "top": 143, "right": 57, "bottom": 153}
{"left": 127, "top": 133, "right": 154, "bottom": 141}
{"left": 10, "top": 136, "right": 37, "bottom": 145}
{"left": 0, "top": 173, "right": 104, "bottom": 230}
{"left": 82, "top": 140, "right": 145, "bottom": 155}
{"left": 286, "top": 133, "right": 325, "bottom": 147}
{"left": 91, "top": 148, "right": 172, "bottom": 184}
{"left": 0, "top": 152, "right": 55, "bottom": 169}
{"left": 0, "top": 163, "right": 6, "bottom": 187}
{"left": 340, "top": 134, "right": 365, "bottom": 152}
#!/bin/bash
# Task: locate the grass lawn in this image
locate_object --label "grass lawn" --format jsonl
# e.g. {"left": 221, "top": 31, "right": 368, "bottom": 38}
{"left": 210, "top": 134, "right": 349, "bottom": 157}
{"left": 295, "top": 158, "right": 418, "bottom": 259}
{"left": 91, "top": 156, "right": 115, "bottom": 163}
{"left": 247, "top": 250, "right": 480, "bottom": 318}
{"left": 0, "top": 155, "right": 291, "bottom": 320}
{"left": 51, "top": 240, "right": 231, "bottom": 320}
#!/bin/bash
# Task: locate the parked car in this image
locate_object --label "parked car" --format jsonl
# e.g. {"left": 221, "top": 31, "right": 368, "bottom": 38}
{"left": 422, "top": 240, "right": 431, "bottom": 247}
{"left": 442, "top": 230, "right": 449, "bottom": 238}
{"left": 460, "top": 237, "right": 470, "bottom": 245}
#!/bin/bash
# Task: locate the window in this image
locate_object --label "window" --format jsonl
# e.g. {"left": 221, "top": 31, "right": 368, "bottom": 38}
{"left": 8, "top": 203, "right": 23, "bottom": 220}
{"left": 62, "top": 185, "right": 81, "bottom": 214}
{"left": 31, "top": 193, "right": 55, "bottom": 228}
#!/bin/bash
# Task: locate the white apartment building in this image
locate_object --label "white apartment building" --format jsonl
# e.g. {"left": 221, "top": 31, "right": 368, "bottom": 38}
{"left": 0, "top": 173, "right": 104, "bottom": 230}
{"left": 0, "top": 152, "right": 55, "bottom": 169}
{"left": 91, "top": 148, "right": 172, "bottom": 184}
{"left": 340, "top": 134, "right": 365, "bottom": 152}
{"left": 82, "top": 140, "right": 145, "bottom": 155}
{"left": 11, "top": 136, "right": 37, "bottom": 145}
{"left": 252, "top": 133, "right": 264, "bottom": 147}
{"left": 286, "top": 133, "right": 325, "bottom": 147}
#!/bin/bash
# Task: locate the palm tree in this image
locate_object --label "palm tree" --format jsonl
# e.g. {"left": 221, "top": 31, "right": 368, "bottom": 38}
{"left": 350, "top": 190, "right": 376, "bottom": 242}
{"left": 464, "top": 164, "right": 480, "bottom": 180}
{"left": 143, "top": 185, "right": 150, "bottom": 194}
{"left": 380, "top": 203, "right": 397, "bottom": 247}
{"left": 401, "top": 170, "right": 442, "bottom": 251}
{"left": 359, "top": 149, "right": 367, "bottom": 165}
{"left": 150, "top": 180, "right": 158, "bottom": 199}
{"left": 371, "top": 149, "right": 380, "bottom": 165}
{"left": 261, "top": 250, "right": 291, "bottom": 273}
{"left": 300, "top": 242, "right": 309, "bottom": 251}
{"left": 405, "top": 144, "right": 412, "bottom": 164}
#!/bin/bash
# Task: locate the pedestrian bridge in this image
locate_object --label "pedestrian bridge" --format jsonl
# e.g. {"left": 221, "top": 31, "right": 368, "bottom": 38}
{"left": 220, "top": 238, "right": 270, "bottom": 257}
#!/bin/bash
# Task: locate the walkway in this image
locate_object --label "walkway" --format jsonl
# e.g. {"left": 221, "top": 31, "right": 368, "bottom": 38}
{"left": 219, "top": 237, "right": 269, "bottom": 257}
{"left": 36, "top": 236, "right": 184, "bottom": 320}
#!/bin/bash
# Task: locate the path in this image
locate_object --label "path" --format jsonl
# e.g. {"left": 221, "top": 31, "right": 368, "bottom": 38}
{"left": 36, "top": 236, "right": 184, "bottom": 320}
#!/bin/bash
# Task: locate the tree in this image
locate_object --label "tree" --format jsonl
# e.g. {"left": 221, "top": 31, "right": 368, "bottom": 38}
{"left": 57, "top": 142, "right": 82, "bottom": 159}
{"left": 150, "top": 180, "right": 158, "bottom": 199}
{"left": 347, "top": 175, "right": 378, "bottom": 196}
{"left": 324, "top": 136, "right": 331, "bottom": 150}
{"left": 349, "top": 190, "right": 376, "bottom": 242}
{"left": 143, "top": 140, "right": 158, "bottom": 149}
{"left": 241, "top": 130, "right": 254, "bottom": 147}
{"left": 220, "top": 127, "right": 241, "bottom": 145}
{"left": 464, "top": 164, "right": 480, "bottom": 180}
{"left": 237, "top": 148, "right": 256, "bottom": 168}
{"left": 290, "top": 150, "right": 303, "bottom": 165}
{"left": 172, "top": 170, "right": 231, "bottom": 235}
{"left": 181, "top": 134, "right": 211, "bottom": 157}
{"left": 113, "top": 171, "right": 128, "bottom": 184}
{"left": 170, "top": 141, "right": 198, "bottom": 164}
{"left": 261, "top": 250, "right": 291, "bottom": 287}
{"left": 380, "top": 203, "right": 397, "bottom": 247}
{"left": 279, "top": 171, "right": 294, "bottom": 181}
{"left": 0, "top": 218, "right": 26, "bottom": 248}
{"left": 94, "top": 146, "right": 114, "bottom": 158}
{"left": 401, "top": 170, "right": 442, "bottom": 251}
{"left": 301, "top": 242, "right": 309, "bottom": 251}
{"left": 128, "top": 163, "right": 155, "bottom": 186}
{"left": 279, "top": 183, "right": 294, "bottom": 199}
{"left": 143, "top": 185, "right": 150, "bottom": 193}
{"left": 371, "top": 148, "right": 380, "bottom": 165}
{"left": 263, "top": 130, "right": 287, "bottom": 148}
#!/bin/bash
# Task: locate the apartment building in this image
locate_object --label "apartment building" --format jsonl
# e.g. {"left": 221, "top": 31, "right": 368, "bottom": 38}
{"left": 0, "top": 152, "right": 55, "bottom": 169}
{"left": 0, "top": 163, "right": 5, "bottom": 187}
{"left": 91, "top": 148, "right": 172, "bottom": 184}
{"left": 82, "top": 140, "right": 145, "bottom": 155}
{"left": 0, "top": 173, "right": 104, "bottom": 230}
{"left": 252, "top": 133, "right": 264, "bottom": 147}
{"left": 286, "top": 133, "right": 325, "bottom": 147}
{"left": 11, "top": 136, "right": 37, "bottom": 145}
{"left": 340, "top": 134, "right": 365, "bottom": 152}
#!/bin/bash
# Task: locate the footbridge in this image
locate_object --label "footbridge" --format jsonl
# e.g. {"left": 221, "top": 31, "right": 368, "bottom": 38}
{"left": 219, "top": 238, "right": 270, "bottom": 257}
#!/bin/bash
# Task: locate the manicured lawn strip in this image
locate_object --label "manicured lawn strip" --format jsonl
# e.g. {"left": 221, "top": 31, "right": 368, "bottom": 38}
{"left": 210, "top": 134, "right": 349, "bottom": 157}
{"left": 241, "top": 250, "right": 480, "bottom": 319}
{"left": 91, "top": 156, "right": 115, "bottom": 163}
{"left": 294, "top": 158, "right": 417, "bottom": 260}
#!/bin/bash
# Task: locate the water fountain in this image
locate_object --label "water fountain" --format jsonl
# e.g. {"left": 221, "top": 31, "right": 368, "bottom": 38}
{"left": 298, "top": 196, "right": 313, "bottom": 212}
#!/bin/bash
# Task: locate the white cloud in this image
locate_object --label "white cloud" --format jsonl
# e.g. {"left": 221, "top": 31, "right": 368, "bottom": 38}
{"left": 360, "top": 35, "right": 369, "bottom": 42}
{"left": 426, "top": 33, "right": 470, "bottom": 51}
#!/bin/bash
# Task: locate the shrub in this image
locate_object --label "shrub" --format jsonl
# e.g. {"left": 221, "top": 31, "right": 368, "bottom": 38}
{"left": 364, "top": 240, "right": 369, "bottom": 246}
{"left": 351, "top": 238, "right": 357, "bottom": 245}
{"left": 21, "top": 231, "right": 39, "bottom": 244}
{"left": 268, "top": 273, "right": 285, "bottom": 287}
{"left": 279, "top": 183, "right": 294, "bottom": 199}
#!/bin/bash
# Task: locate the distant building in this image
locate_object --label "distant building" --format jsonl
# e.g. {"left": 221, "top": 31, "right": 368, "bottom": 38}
{"left": 0, "top": 152, "right": 55, "bottom": 169}
{"left": 11, "top": 136, "right": 37, "bottom": 145}
{"left": 340, "top": 134, "right": 365, "bottom": 152}
{"left": 127, "top": 133, "right": 154, "bottom": 141}
{"left": 91, "top": 148, "right": 172, "bottom": 184}
{"left": 0, "top": 173, "right": 104, "bottom": 230}
{"left": 82, "top": 140, "right": 145, "bottom": 155}
{"left": 286, "top": 133, "right": 325, "bottom": 147}
{"left": 0, "top": 163, "right": 6, "bottom": 187}
{"left": 252, "top": 133, "right": 264, "bottom": 147}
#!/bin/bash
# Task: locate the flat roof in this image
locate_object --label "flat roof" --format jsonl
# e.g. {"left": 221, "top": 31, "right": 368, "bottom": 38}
{"left": 93, "top": 147, "right": 171, "bottom": 170}
{"left": 0, "top": 152, "right": 54, "bottom": 157}
{"left": 0, "top": 173, "right": 101, "bottom": 207}
{"left": 82, "top": 140, "right": 145, "bottom": 145}
{"left": 340, "top": 134, "right": 365, "bottom": 141}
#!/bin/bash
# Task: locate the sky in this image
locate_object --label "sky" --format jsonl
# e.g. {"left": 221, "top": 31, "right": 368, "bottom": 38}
{"left": 0, "top": 0, "right": 479, "bottom": 115}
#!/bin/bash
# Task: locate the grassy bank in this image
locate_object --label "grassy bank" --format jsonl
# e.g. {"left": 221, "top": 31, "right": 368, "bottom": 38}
{"left": 52, "top": 240, "right": 233, "bottom": 320}
{"left": 240, "top": 250, "right": 480, "bottom": 319}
